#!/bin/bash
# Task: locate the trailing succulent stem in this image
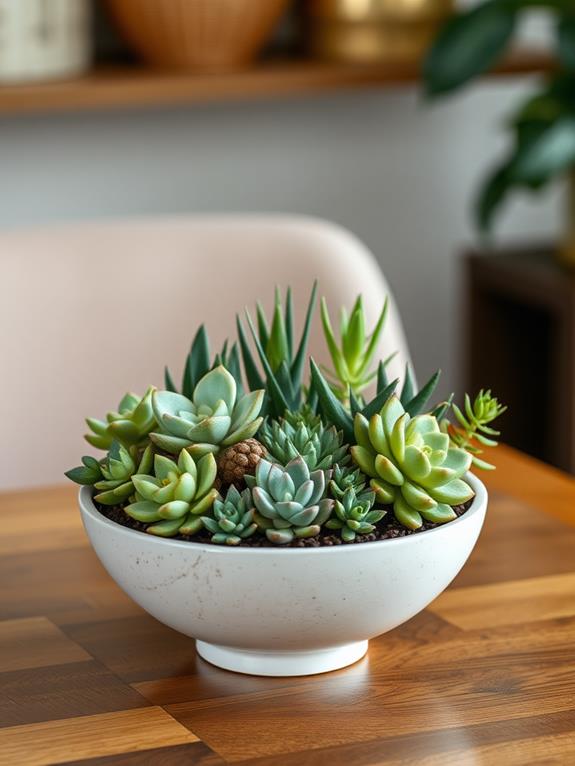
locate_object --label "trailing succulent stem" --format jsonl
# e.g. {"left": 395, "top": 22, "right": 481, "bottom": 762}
{"left": 351, "top": 395, "right": 474, "bottom": 530}
{"left": 326, "top": 487, "right": 384, "bottom": 541}
{"left": 126, "top": 450, "right": 218, "bottom": 537}
{"left": 443, "top": 390, "right": 506, "bottom": 470}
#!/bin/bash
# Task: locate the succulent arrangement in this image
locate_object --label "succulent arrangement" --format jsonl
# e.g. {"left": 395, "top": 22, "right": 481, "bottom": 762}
{"left": 67, "top": 285, "right": 505, "bottom": 546}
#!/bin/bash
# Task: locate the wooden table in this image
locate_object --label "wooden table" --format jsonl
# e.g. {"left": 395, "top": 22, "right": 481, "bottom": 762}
{"left": 1, "top": 445, "right": 575, "bottom": 765}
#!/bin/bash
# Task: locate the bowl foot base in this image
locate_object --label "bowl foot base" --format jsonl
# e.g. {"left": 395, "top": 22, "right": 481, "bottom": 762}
{"left": 196, "top": 639, "right": 368, "bottom": 676}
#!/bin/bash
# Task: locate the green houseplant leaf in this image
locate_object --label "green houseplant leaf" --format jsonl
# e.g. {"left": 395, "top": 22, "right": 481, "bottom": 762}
{"left": 423, "top": 1, "right": 516, "bottom": 96}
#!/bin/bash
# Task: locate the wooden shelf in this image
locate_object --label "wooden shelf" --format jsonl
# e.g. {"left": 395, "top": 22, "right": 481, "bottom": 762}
{"left": 0, "top": 49, "right": 553, "bottom": 115}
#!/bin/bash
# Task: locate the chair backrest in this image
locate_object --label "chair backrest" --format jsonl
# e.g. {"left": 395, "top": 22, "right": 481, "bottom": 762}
{"left": 1, "top": 215, "right": 411, "bottom": 489}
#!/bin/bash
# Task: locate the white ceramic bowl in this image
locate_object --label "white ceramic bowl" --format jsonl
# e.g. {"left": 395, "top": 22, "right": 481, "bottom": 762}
{"left": 79, "top": 474, "right": 487, "bottom": 677}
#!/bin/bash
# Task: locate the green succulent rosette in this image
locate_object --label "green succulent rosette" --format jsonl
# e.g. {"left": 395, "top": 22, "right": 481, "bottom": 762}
{"left": 325, "top": 486, "right": 384, "bottom": 542}
{"left": 328, "top": 463, "right": 373, "bottom": 505}
{"left": 151, "top": 366, "right": 264, "bottom": 457}
{"left": 85, "top": 387, "right": 156, "bottom": 450}
{"left": 125, "top": 450, "right": 218, "bottom": 537}
{"left": 201, "top": 485, "right": 257, "bottom": 545}
{"left": 93, "top": 443, "right": 153, "bottom": 506}
{"left": 351, "top": 395, "right": 474, "bottom": 530}
{"left": 259, "top": 417, "right": 349, "bottom": 472}
{"left": 246, "top": 456, "right": 333, "bottom": 544}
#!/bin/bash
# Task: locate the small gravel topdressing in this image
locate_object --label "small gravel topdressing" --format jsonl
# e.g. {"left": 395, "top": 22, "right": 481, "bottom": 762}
{"left": 95, "top": 496, "right": 474, "bottom": 548}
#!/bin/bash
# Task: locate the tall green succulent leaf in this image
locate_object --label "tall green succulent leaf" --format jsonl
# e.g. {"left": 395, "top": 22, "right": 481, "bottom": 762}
{"left": 290, "top": 281, "right": 318, "bottom": 391}
{"left": 423, "top": 1, "right": 516, "bottom": 96}
{"left": 182, "top": 325, "right": 211, "bottom": 398}
{"left": 285, "top": 286, "right": 294, "bottom": 359}
{"left": 404, "top": 370, "right": 441, "bottom": 416}
{"left": 320, "top": 294, "right": 391, "bottom": 402}
{"left": 245, "top": 312, "right": 290, "bottom": 416}
{"left": 236, "top": 315, "right": 265, "bottom": 391}
{"left": 266, "top": 292, "right": 290, "bottom": 372}
{"left": 310, "top": 358, "right": 354, "bottom": 443}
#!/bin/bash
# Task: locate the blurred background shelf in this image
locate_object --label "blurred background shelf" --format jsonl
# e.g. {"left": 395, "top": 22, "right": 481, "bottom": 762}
{"left": 465, "top": 247, "right": 575, "bottom": 475}
{"left": 0, "top": 49, "right": 553, "bottom": 115}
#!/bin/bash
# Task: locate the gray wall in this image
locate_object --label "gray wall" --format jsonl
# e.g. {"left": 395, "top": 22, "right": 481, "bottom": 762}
{"left": 0, "top": 79, "right": 561, "bottom": 395}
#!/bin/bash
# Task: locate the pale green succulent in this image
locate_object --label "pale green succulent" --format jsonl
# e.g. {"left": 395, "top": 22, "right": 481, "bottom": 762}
{"left": 321, "top": 295, "right": 393, "bottom": 402}
{"left": 125, "top": 450, "right": 218, "bottom": 537}
{"left": 85, "top": 387, "right": 156, "bottom": 450}
{"left": 351, "top": 395, "right": 474, "bottom": 530}
{"left": 151, "top": 366, "right": 264, "bottom": 457}
{"left": 246, "top": 456, "right": 333, "bottom": 544}
{"left": 259, "top": 417, "right": 349, "bottom": 472}
{"left": 93, "top": 443, "right": 153, "bottom": 506}
{"left": 201, "top": 485, "right": 257, "bottom": 545}
{"left": 326, "top": 487, "right": 384, "bottom": 542}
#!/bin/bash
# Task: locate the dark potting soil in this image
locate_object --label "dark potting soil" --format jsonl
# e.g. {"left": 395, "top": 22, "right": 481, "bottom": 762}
{"left": 96, "top": 496, "right": 474, "bottom": 548}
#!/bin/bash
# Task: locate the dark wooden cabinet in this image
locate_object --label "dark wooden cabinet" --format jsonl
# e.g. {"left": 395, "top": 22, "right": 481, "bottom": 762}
{"left": 465, "top": 247, "right": 575, "bottom": 474}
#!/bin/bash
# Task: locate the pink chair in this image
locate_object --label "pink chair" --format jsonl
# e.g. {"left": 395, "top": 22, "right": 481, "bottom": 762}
{"left": 0, "top": 215, "right": 411, "bottom": 489}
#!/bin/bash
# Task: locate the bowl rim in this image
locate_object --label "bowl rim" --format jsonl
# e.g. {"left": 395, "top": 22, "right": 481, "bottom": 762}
{"left": 79, "top": 472, "right": 487, "bottom": 556}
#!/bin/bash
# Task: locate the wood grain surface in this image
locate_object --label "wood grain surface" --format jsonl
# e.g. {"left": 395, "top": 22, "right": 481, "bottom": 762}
{"left": 1, "top": 444, "right": 574, "bottom": 765}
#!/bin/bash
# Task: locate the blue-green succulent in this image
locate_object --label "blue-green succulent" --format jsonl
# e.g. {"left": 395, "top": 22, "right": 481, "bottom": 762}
{"left": 259, "top": 416, "right": 349, "bottom": 472}
{"left": 325, "top": 486, "right": 385, "bottom": 541}
{"left": 202, "top": 485, "right": 257, "bottom": 545}
{"left": 151, "top": 366, "right": 264, "bottom": 457}
{"left": 247, "top": 457, "right": 333, "bottom": 544}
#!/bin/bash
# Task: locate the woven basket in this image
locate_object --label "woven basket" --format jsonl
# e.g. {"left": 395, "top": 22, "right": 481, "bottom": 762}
{"left": 107, "top": 0, "right": 289, "bottom": 71}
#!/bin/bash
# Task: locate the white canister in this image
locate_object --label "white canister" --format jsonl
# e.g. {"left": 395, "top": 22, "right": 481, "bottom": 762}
{"left": 0, "top": 0, "right": 92, "bottom": 84}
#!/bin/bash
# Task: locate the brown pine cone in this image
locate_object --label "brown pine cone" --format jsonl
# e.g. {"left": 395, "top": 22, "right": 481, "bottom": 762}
{"left": 217, "top": 438, "right": 267, "bottom": 486}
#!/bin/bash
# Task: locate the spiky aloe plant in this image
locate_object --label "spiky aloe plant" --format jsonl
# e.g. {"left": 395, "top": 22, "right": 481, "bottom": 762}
{"left": 126, "top": 450, "right": 218, "bottom": 537}
{"left": 310, "top": 356, "right": 442, "bottom": 444}
{"left": 92, "top": 443, "right": 153, "bottom": 506}
{"left": 246, "top": 457, "right": 333, "bottom": 544}
{"left": 85, "top": 387, "right": 156, "bottom": 450}
{"left": 236, "top": 284, "right": 318, "bottom": 418}
{"left": 164, "top": 325, "right": 243, "bottom": 398}
{"left": 351, "top": 395, "right": 474, "bottom": 530}
{"left": 321, "top": 295, "right": 394, "bottom": 402}
{"left": 151, "top": 366, "right": 264, "bottom": 457}
{"left": 259, "top": 417, "right": 349, "bottom": 472}
{"left": 443, "top": 390, "right": 506, "bottom": 470}
{"left": 201, "top": 485, "right": 257, "bottom": 545}
{"left": 326, "top": 487, "right": 384, "bottom": 542}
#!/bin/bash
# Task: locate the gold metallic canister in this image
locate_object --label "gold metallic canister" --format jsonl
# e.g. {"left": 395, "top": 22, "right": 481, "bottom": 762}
{"left": 309, "top": 0, "right": 455, "bottom": 64}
